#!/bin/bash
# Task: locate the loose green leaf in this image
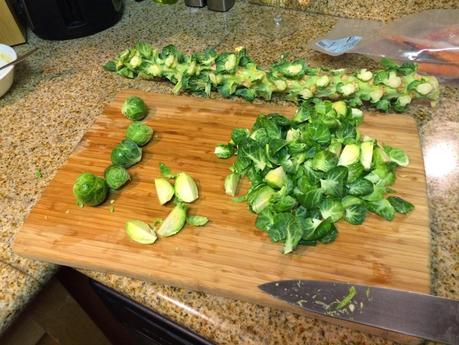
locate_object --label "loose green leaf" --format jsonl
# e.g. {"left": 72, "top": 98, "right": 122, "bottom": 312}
{"left": 35, "top": 169, "right": 43, "bottom": 179}
{"left": 214, "top": 144, "right": 235, "bottom": 159}
{"left": 344, "top": 204, "right": 367, "bottom": 225}
{"left": 159, "top": 162, "right": 176, "bottom": 179}
{"left": 347, "top": 178, "right": 374, "bottom": 196}
{"left": 388, "top": 196, "right": 414, "bottom": 214}
{"left": 187, "top": 215, "right": 209, "bottom": 226}
{"left": 367, "top": 199, "right": 395, "bottom": 221}
{"left": 283, "top": 218, "right": 303, "bottom": 254}
{"left": 319, "top": 198, "right": 345, "bottom": 223}
{"left": 384, "top": 146, "right": 409, "bottom": 167}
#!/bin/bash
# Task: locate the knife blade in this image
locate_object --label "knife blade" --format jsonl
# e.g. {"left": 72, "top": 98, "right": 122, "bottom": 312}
{"left": 259, "top": 280, "right": 459, "bottom": 345}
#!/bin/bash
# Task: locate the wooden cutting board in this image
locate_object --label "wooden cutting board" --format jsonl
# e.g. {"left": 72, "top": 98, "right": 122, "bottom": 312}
{"left": 14, "top": 90, "right": 430, "bottom": 316}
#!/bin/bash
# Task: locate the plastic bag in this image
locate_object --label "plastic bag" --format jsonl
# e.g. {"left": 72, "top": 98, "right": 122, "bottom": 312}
{"left": 309, "top": 10, "right": 459, "bottom": 81}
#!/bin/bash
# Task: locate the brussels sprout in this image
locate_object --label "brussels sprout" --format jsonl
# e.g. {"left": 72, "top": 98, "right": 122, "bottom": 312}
{"left": 104, "top": 165, "right": 130, "bottom": 190}
{"left": 122, "top": 96, "right": 148, "bottom": 121}
{"left": 155, "top": 178, "right": 175, "bottom": 205}
{"left": 125, "top": 122, "right": 153, "bottom": 146}
{"left": 157, "top": 204, "right": 187, "bottom": 237}
{"left": 175, "top": 172, "right": 199, "bottom": 203}
{"left": 224, "top": 173, "right": 240, "bottom": 196}
{"left": 73, "top": 173, "right": 108, "bottom": 207}
{"left": 187, "top": 215, "right": 209, "bottom": 226}
{"left": 111, "top": 139, "right": 142, "bottom": 168}
{"left": 264, "top": 166, "right": 287, "bottom": 189}
{"left": 125, "top": 220, "right": 157, "bottom": 244}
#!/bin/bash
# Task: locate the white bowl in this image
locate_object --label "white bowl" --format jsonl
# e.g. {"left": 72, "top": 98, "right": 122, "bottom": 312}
{"left": 0, "top": 44, "right": 17, "bottom": 98}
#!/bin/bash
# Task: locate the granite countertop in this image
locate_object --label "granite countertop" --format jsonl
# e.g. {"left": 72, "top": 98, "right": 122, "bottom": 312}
{"left": 1, "top": 1, "right": 458, "bottom": 344}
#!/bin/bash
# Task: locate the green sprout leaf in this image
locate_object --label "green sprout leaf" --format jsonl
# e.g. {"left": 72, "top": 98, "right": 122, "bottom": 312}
{"left": 187, "top": 215, "right": 209, "bottom": 226}
{"left": 388, "top": 196, "right": 414, "bottom": 214}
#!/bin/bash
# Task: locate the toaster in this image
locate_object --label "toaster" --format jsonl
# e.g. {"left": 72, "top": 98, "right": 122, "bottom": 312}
{"left": 21, "top": 0, "right": 123, "bottom": 40}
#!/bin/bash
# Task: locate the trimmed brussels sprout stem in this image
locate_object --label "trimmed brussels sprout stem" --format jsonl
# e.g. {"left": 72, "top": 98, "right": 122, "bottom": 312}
{"left": 105, "top": 44, "right": 440, "bottom": 113}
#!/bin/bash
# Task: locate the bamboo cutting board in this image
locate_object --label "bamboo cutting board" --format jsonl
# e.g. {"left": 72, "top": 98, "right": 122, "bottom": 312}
{"left": 14, "top": 90, "right": 430, "bottom": 314}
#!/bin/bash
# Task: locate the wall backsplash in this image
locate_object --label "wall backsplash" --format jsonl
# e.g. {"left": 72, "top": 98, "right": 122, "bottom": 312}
{"left": 248, "top": 0, "right": 459, "bottom": 21}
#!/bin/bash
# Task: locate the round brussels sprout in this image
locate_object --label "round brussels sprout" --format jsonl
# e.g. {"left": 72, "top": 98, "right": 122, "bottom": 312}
{"left": 111, "top": 139, "right": 142, "bottom": 168}
{"left": 104, "top": 165, "right": 130, "bottom": 190}
{"left": 121, "top": 96, "right": 148, "bottom": 121}
{"left": 73, "top": 173, "right": 108, "bottom": 207}
{"left": 125, "top": 122, "right": 153, "bottom": 147}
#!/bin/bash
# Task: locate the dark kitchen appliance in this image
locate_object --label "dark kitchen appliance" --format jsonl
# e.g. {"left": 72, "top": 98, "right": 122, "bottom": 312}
{"left": 21, "top": 0, "right": 123, "bottom": 40}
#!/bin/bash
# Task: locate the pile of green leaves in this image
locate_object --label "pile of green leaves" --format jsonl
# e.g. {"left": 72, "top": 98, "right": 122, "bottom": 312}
{"left": 215, "top": 99, "right": 414, "bottom": 254}
{"left": 104, "top": 43, "right": 440, "bottom": 113}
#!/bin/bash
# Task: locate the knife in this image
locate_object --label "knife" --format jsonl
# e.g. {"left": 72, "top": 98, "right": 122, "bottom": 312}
{"left": 259, "top": 280, "right": 459, "bottom": 345}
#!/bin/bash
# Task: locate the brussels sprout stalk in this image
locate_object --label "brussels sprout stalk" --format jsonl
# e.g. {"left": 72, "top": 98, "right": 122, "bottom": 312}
{"left": 105, "top": 44, "right": 440, "bottom": 113}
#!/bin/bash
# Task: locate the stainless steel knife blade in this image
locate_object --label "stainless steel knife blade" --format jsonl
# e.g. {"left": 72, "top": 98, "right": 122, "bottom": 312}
{"left": 259, "top": 280, "right": 459, "bottom": 345}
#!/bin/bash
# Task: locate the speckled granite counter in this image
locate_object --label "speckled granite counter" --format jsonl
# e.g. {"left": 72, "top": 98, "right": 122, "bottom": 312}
{"left": 1, "top": 1, "right": 458, "bottom": 343}
{"left": 248, "top": 0, "right": 459, "bottom": 21}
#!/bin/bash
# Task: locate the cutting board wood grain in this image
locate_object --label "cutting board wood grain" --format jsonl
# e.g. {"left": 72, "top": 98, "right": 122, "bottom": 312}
{"left": 14, "top": 90, "right": 430, "bottom": 327}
